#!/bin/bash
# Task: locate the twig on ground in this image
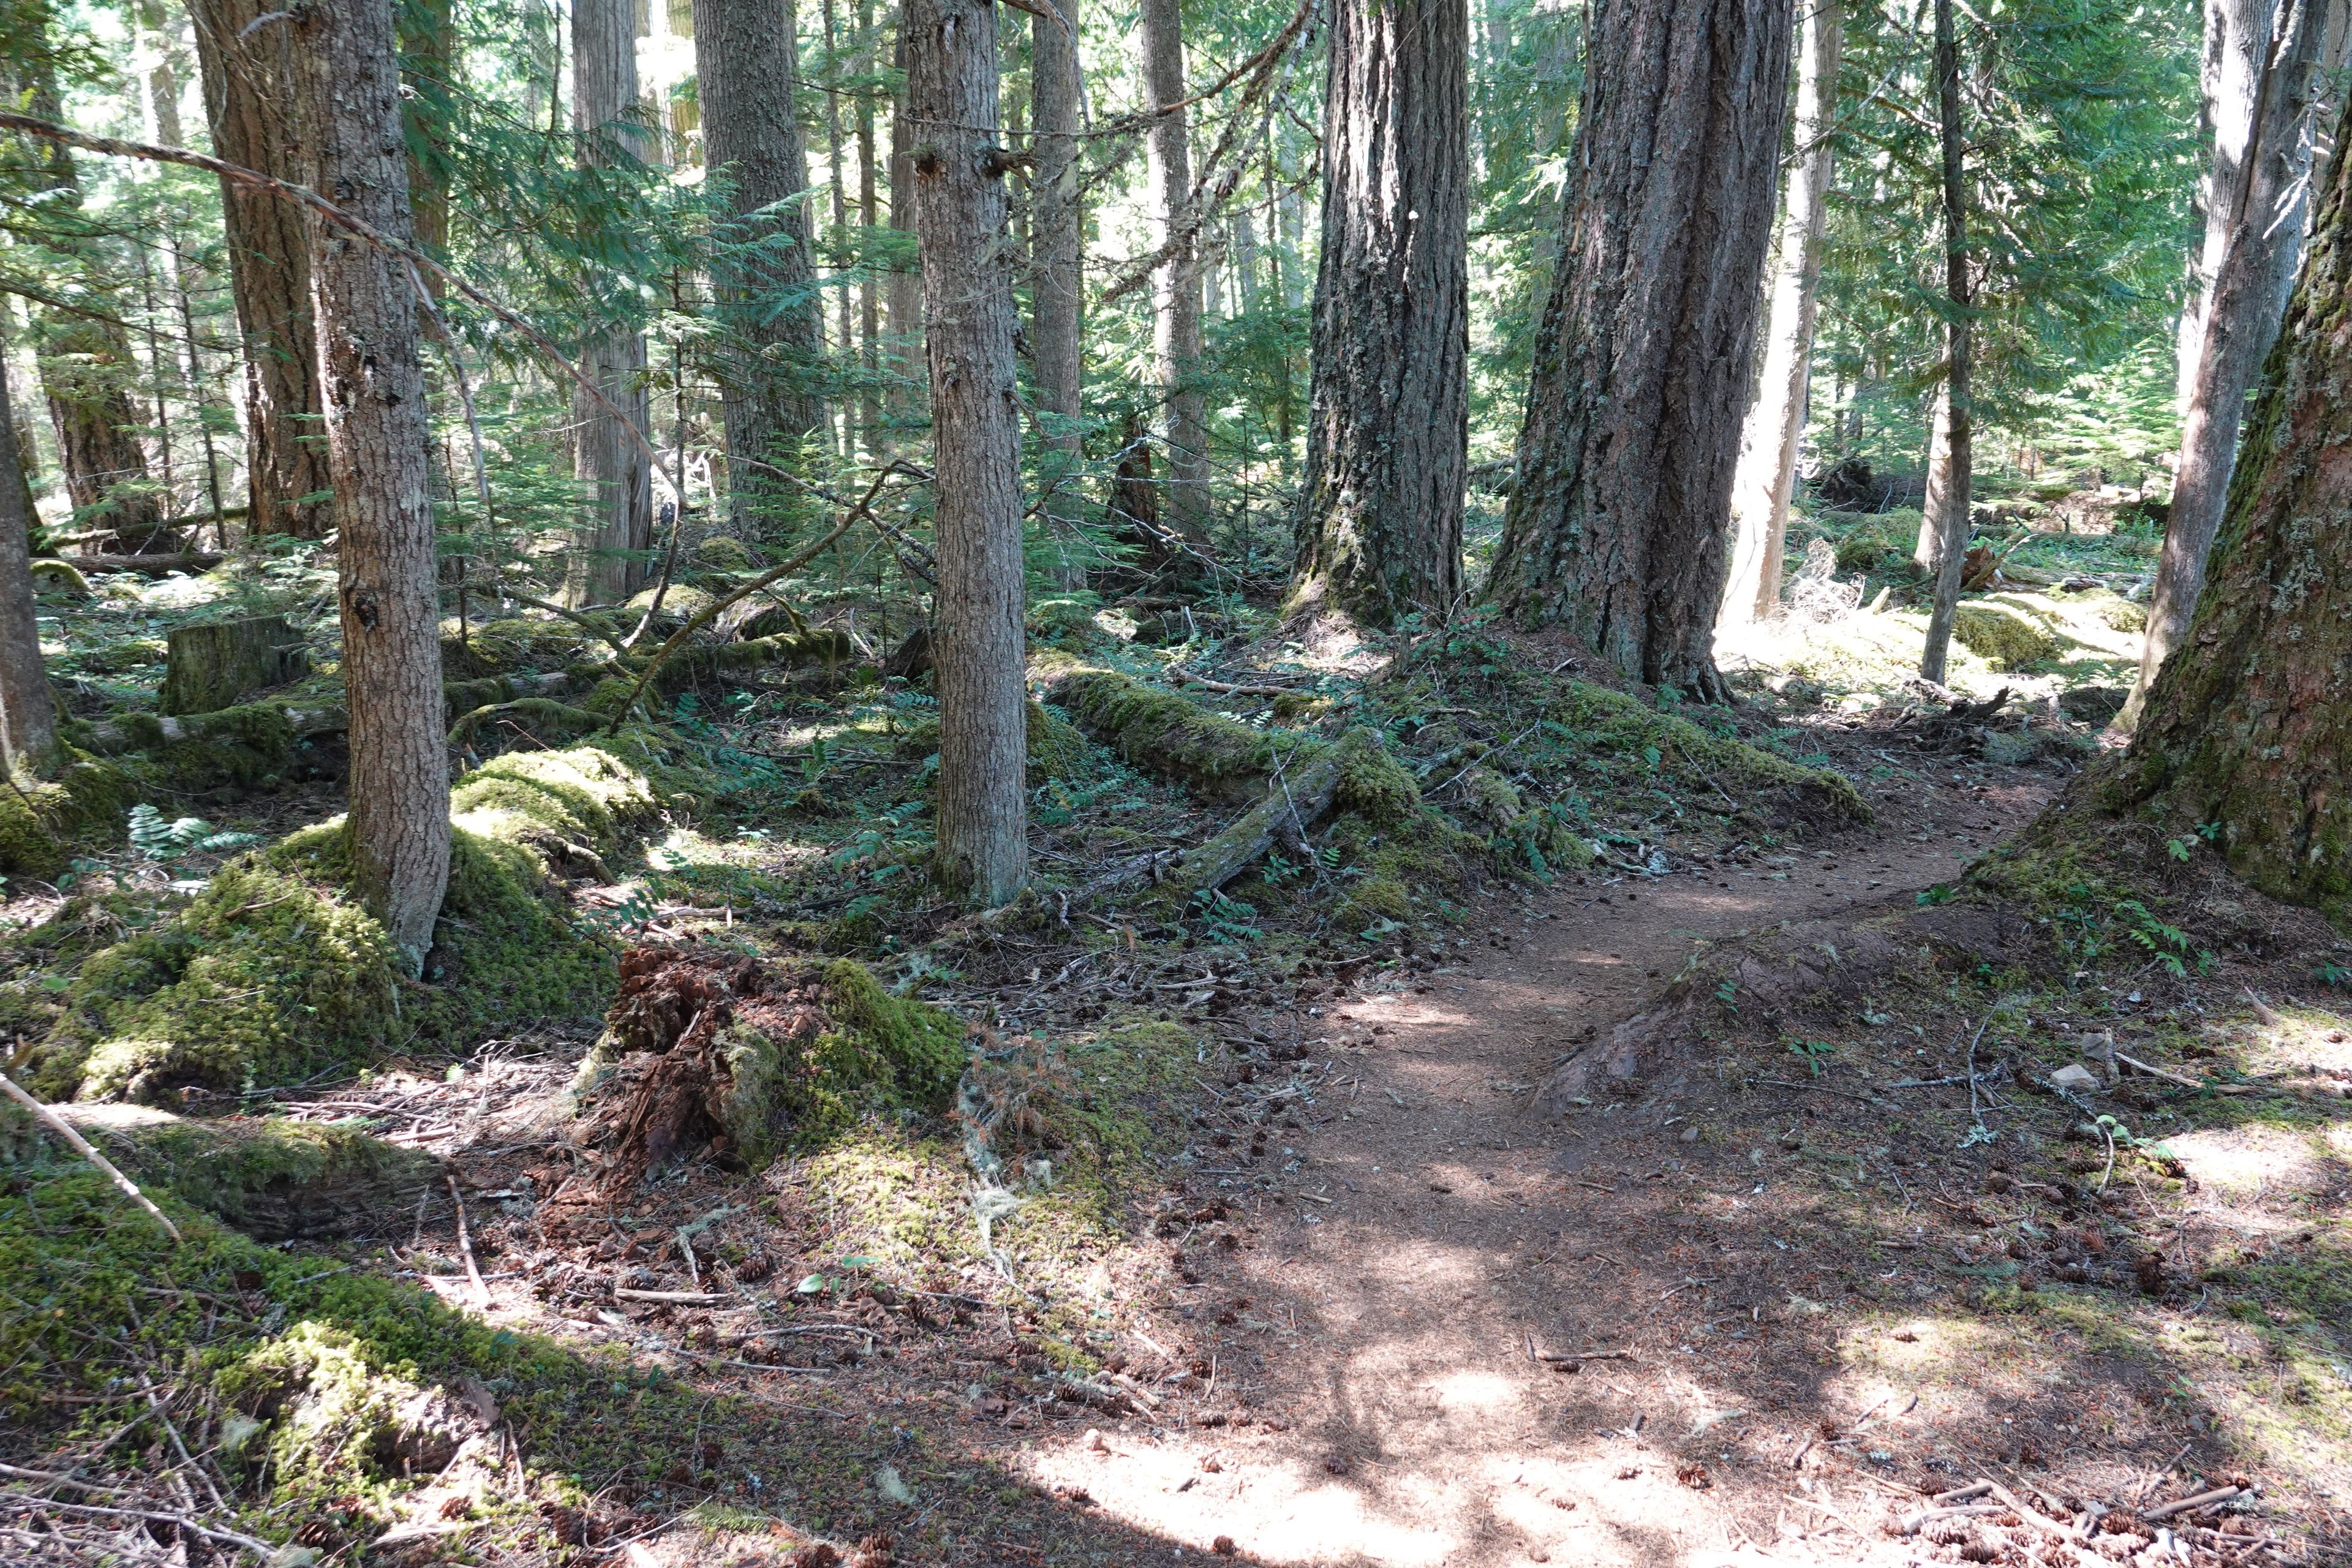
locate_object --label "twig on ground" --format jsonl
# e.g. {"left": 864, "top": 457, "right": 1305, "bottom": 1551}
{"left": 0, "top": 1491, "right": 275, "bottom": 1559}
{"left": 448, "top": 1177, "right": 490, "bottom": 1306}
{"left": 0, "top": 1072, "right": 180, "bottom": 1242}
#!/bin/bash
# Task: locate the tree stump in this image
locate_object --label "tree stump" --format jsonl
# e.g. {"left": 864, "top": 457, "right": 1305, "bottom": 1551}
{"left": 159, "top": 615, "right": 311, "bottom": 715}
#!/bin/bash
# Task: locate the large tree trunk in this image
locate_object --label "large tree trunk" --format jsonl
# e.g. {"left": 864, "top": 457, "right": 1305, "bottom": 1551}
{"left": 1720, "top": 0, "right": 1842, "bottom": 631}
{"left": 2177, "top": 0, "right": 2275, "bottom": 414}
{"left": 1140, "top": 0, "right": 1210, "bottom": 541}
{"left": 400, "top": 0, "right": 453, "bottom": 279}
{"left": 885, "top": 21, "right": 925, "bottom": 439}
{"left": 18, "top": 53, "right": 168, "bottom": 555}
{"left": 1031, "top": 0, "right": 1086, "bottom": 585}
{"left": 2119, "top": 0, "right": 2337, "bottom": 731}
{"left": 568, "top": 0, "right": 655, "bottom": 604}
{"left": 1483, "top": 0, "right": 1792, "bottom": 699}
{"left": 1916, "top": 0, "right": 1974, "bottom": 685}
{"left": 908, "top": 0, "right": 1028, "bottom": 906}
{"left": 191, "top": 0, "right": 332, "bottom": 539}
{"left": 135, "top": 0, "right": 183, "bottom": 146}
{"left": 696, "top": 0, "right": 826, "bottom": 534}
{"left": 292, "top": 0, "right": 450, "bottom": 968}
{"left": 1291, "top": 0, "right": 1470, "bottom": 627}
{"left": 0, "top": 355, "right": 55, "bottom": 771}
{"left": 2095, "top": 91, "right": 2352, "bottom": 919}
{"left": 858, "top": 0, "right": 883, "bottom": 452}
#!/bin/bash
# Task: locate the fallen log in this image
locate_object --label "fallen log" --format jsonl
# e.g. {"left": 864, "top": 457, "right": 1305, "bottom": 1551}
{"left": 48, "top": 551, "right": 225, "bottom": 576}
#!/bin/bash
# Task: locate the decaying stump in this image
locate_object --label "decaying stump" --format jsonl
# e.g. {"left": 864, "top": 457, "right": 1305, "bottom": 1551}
{"left": 569, "top": 946, "right": 970, "bottom": 1191}
{"left": 160, "top": 615, "right": 311, "bottom": 715}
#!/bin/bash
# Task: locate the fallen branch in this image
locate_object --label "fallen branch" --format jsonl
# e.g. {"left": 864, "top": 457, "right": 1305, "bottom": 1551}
{"left": 448, "top": 1176, "right": 490, "bottom": 1306}
{"left": 614, "top": 1288, "right": 728, "bottom": 1305}
{"left": 45, "top": 550, "right": 224, "bottom": 576}
{"left": 2116, "top": 1052, "right": 2206, "bottom": 1090}
{"left": 2144, "top": 1484, "right": 2242, "bottom": 1522}
{"left": 1169, "top": 734, "right": 1365, "bottom": 896}
{"left": 0, "top": 1072, "right": 180, "bottom": 1242}
{"left": 0, "top": 1492, "right": 277, "bottom": 1559}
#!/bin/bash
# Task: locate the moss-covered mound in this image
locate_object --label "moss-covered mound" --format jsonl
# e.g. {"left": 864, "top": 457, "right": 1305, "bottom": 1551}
{"left": 18, "top": 1104, "right": 442, "bottom": 1241}
{"left": 24, "top": 742, "right": 660, "bottom": 1102}
{"left": 1046, "top": 668, "right": 1298, "bottom": 798}
{"left": 1534, "top": 680, "right": 1871, "bottom": 825}
{"left": 1954, "top": 597, "right": 2064, "bottom": 670}
{"left": 572, "top": 944, "right": 973, "bottom": 1184}
{"left": 0, "top": 748, "right": 137, "bottom": 878}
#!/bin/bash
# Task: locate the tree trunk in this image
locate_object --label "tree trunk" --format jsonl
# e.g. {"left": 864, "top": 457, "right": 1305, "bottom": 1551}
{"left": 2177, "top": 0, "right": 2275, "bottom": 415}
{"left": 19, "top": 53, "right": 169, "bottom": 555}
{"left": 1484, "top": 0, "right": 1792, "bottom": 699}
{"left": 1720, "top": 0, "right": 1841, "bottom": 630}
{"left": 1917, "top": 0, "right": 1973, "bottom": 686}
{"left": 191, "top": 0, "right": 332, "bottom": 539}
{"left": 292, "top": 0, "right": 451, "bottom": 968}
{"left": 907, "top": 0, "right": 1028, "bottom": 906}
{"left": 400, "top": 0, "right": 454, "bottom": 279}
{"left": 1291, "top": 0, "right": 1470, "bottom": 627}
{"left": 0, "top": 354, "right": 55, "bottom": 771}
{"left": 568, "top": 0, "right": 655, "bottom": 605}
{"left": 886, "top": 20, "right": 925, "bottom": 435}
{"left": 858, "top": 0, "right": 884, "bottom": 451}
{"left": 136, "top": 0, "right": 184, "bottom": 146}
{"left": 1032, "top": 0, "right": 1087, "bottom": 586}
{"left": 696, "top": 0, "right": 826, "bottom": 533}
{"left": 2095, "top": 91, "right": 2352, "bottom": 919}
{"left": 822, "top": 0, "right": 855, "bottom": 459}
{"left": 1140, "top": 0, "right": 1210, "bottom": 540}
{"left": 2119, "top": 0, "right": 2337, "bottom": 731}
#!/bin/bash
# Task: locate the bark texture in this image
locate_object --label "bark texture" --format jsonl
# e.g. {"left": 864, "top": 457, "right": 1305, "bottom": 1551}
{"left": 1485, "top": 0, "right": 1792, "bottom": 698}
{"left": 2109, "top": 91, "right": 2352, "bottom": 919}
{"left": 191, "top": 0, "right": 331, "bottom": 538}
{"left": 2177, "top": 0, "right": 2280, "bottom": 413}
{"left": 0, "top": 355, "right": 55, "bottom": 770}
{"left": 1721, "top": 0, "right": 1841, "bottom": 629}
{"left": 695, "top": 0, "right": 826, "bottom": 533}
{"left": 400, "top": 0, "right": 454, "bottom": 274}
{"left": 292, "top": 0, "right": 451, "bottom": 967}
{"left": 886, "top": 23, "right": 925, "bottom": 433}
{"left": 1032, "top": 0, "right": 1086, "bottom": 583}
{"left": 1916, "top": 0, "right": 1973, "bottom": 687}
{"left": 2122, "top": 0, "right": 2337, "bottom": 729}
{"left": 1140, "top": 0, "right": 1210, "bottom": 539}
{"left": 568, "top": 0, "right": 654, "bottom": 604}
{"left": 908, "top": 0, "right": 1029, "bottom": 905}
{"left": 1292, "top": 0, "right": 1470, "bottom": 626}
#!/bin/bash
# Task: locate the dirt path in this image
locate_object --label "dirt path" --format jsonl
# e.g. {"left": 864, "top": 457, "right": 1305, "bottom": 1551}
{"left": 1024, "top": 772, "right": 2052, "bottom": 1566}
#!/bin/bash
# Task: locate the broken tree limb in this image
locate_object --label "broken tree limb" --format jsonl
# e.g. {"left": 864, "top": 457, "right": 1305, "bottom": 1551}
{"left": 47, "top": 551, "right": 224, "bottom": 576}
{"left": 1169, "top": 733, "right": 1357, "bottom": 895}
{"left": 0, "top": 1072, "right": 181, "bottom": 1242}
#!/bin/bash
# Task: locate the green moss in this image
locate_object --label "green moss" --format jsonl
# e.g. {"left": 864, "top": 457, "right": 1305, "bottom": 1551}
{"left": 690, "top": 534, "right": 760, "bottom": 581}
{"left": 450, "top": 742, "right": 657, "bottom": 856}
{"left": 1047, "top": 669, "right": 1287, "bottom": 796}
{"left": 1333, "top": 728, "right": 1421, "bottom": 826}
{"left": 1531, "top": 679, "right": 1871, "bottom": 824}
{"left": 1026, "top": 699, "right": 1090, "bottom": 783}
{"left": 1335, "top": 873, "right": 1413, "bottom": 935}
{"left": 0, "top": 750, "right": 138, "bottom": 877}
{"left": 440, "top": 617, "right": 591, "bottom": 680}
{"left": 1954, "top": 598, "right": 2063, "bottom": 670}
{"left": 29, "top": 558, "right": 90, "bottom": 596}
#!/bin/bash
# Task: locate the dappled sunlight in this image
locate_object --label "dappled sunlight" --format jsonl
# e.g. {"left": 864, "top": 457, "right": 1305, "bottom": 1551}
{"left": 2164, "top": 1125, "right": 2341, "bottom": 1201}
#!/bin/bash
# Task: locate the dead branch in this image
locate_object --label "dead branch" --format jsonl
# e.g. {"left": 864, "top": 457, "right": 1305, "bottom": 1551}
{"left": 0, "top": 1072, "right": 179, "bottom": 1242}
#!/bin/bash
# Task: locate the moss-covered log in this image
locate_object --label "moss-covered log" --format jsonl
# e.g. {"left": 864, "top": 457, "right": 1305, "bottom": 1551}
{"left": 24, "top": 1105, "right": 443, "bottom": 1240}
{"left": 570, "top": 944, "right": 972, "bottom": 1187}
{"left": 159, "top": 615, "right": 311, "bottom": 715}
{"left": 1044, "top": 667, "right": 1299, "bottom": 799}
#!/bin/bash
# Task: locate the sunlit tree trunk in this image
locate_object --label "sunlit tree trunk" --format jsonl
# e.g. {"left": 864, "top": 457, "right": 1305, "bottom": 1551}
{"left": 1032, "top": 0, "right": 1087, "bottom": 586}
{"left": 135, "top": 0, "right": 183, "bottom": 145}
{"left": 2120, "top": 0, "right": 2338, "bottom": 730}
{"left": 821, "top": 0, "right": 856, "bottom": 459}
{"left": 2083, "top": 91, "right": 2352, "bottom": 919}
{"left": 908, "top": 0, "right": 1028, "bottom": 905}
{"left": 1292, "top": 0, "right": 1470, "bottom": 626}
{"left": 2177, "top": 0, "right": 2274, "bottom": 414}
{"left": 1485, "top": 0, "right": 1792, "bottom": 699}
{"left": 858, "top": 0, "right": 884, "bottom": 451}
{"left": 1917, "top": 0, "right": 1973, "bottom": 685}
{"left": 1720, "top": 0, "right": 1841, "bottom": 630}
{"left": 1140, "top": 0, "right": 1209, "bottom": 540}
{"left": 0, "top": 355, "right": 55, "bottom": 771}
{"left": 568, "top": 0, "right": 654, "bottom": 603}
{"left": 191, "top": 0, "right": 331, "bottom": 538}
{"left": 400, "top": 0, "right": 453, "bottom": 284}
{"left": 291, "top": 0, "right": 450, "bottom": 967}
{"left": 696, "top": 0, "right": 826, "bottom": 533}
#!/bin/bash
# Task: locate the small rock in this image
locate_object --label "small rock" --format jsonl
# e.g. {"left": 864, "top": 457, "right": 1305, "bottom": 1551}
{"left": 2048, "top": 1063, "right": 2102, "bottom": 1095}
{"left": 1679, "top": 1125, "right": 1700, "bottom": 1143}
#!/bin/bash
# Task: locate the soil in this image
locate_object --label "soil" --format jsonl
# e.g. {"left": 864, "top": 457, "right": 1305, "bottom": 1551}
{"left": 1009, "top": 766, "right": 2074, "bottom": 1567}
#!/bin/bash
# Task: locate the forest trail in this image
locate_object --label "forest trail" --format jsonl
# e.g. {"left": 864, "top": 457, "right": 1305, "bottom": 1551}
{"left": 1025, "top": 770, "right": 2054, "bottom": 1567}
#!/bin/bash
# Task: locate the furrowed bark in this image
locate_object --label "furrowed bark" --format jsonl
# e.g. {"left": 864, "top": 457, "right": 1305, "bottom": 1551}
{"left": 1141, "top": 0, "right": 1210, "bottom": 541}
{"left": 0, "top": 355, "right": 56, "bottom": 770}
{"left": 293, "top": 0, "right": 451, "bottom": 968}
{"left": 908, "top": 0, "right": 1030, "bottom": 905}
{"left": 696, "top": 0, "right": 827, "bottom": 534}
{"left": 1292, "top": 0, "right": 1471, "bottom": 627}
{"left": 1485, "top": 0, "right": 1792, "bottom": 699}
{"left": 2108, "top": 89, "right": 2352, "bottom": 919}
{"left": 2120, "top": 0, "right": 2337, "bottom": 731}
{"left": 1721, "top": 0, "right": 1841, "bottom": 630}
{"left": 190, "top": 0, "right": 331, "bottom": 538}
{"left": 568, "top": 0, "right": 655, "bottom": 605}
{"left": 1032, "top": 0, "right": 1087, "bottom": 586}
